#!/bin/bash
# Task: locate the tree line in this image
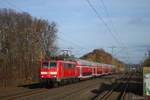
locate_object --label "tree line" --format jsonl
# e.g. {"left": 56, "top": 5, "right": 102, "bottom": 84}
{"left": 0, "top": 8, "right": 58, "bottom": 87}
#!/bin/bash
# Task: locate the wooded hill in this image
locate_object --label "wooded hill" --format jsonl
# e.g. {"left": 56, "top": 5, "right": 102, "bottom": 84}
{"left": 143, "top": 58, "right": 150, "bottom": 67}
{"left": 80, "top": 49, "right": 125, "bottom": 72}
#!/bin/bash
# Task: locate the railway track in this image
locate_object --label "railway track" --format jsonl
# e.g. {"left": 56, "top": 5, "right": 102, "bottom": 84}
{"left": 59, "top": 79, "right": 103, "bottom": 100}
{"left": 44, "top": 74, "right": 118, "bottom": 100}
{"left": 0, "top": 88, "right": 48, "bottom": 100}
{"left": 0, "top": 73, "right": 121, "bottom": 100}
{"left": 56, "top": 74, "right": 122, "bottom": 100}
{"left": 94, "top": 73, "right": 132, "bottom": 100}
{"left": 120, "top": 83, "right": 129, "bottom": 100}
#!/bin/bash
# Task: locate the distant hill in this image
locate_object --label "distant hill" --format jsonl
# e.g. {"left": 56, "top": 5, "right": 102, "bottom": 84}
{"left": 143, "top": 58, "right": 150, "bottom": 67}
{"left": 80, "top": 49, "right": 125, "bottom": 72}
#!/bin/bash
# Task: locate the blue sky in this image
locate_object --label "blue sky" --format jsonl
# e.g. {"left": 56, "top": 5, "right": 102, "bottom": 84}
{"left": 0, "top": 0, "right": 150, "bottom": 64}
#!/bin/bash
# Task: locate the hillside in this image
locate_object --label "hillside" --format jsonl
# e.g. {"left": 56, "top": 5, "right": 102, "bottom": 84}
{"left": 143, "top": 58, "right": 150, "bottom": 67}
{"left": 80, "top": 49, "right": 125, "bottom": 72}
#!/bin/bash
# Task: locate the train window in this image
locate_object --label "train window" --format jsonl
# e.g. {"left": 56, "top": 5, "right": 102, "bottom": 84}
{"left": 70, "top": 64, "right": 75, "bottom": 68}
{"left": 73, "top": 64, "right": 75, "bottom": 67}
{"left": 49, "top": 62, "right": 56, "bottom": 67}
{"left": 64, "top": 63, "right": 69, "bottom": 68}
{"left": 63, "top": 63, "right": 75, "bottom": 68}
{"left": 42, "top": 62, "right": 49, "bottom": 67}
{"left": 42, "top": 62, "right": 56, "bottom": 67}
{"left": 69, "top": 64, "right": 73, "bottom": 68}
{"left": 68, "top": 64, "right": 72, "bottom": 68}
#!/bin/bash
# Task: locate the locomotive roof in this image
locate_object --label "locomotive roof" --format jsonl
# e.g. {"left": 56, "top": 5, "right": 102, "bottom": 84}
{"left": 43, "top": 60, "right": 76, "bottom": 64}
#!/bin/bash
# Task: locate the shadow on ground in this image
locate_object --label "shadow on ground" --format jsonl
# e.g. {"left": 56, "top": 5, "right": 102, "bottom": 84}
{"left": 18, "top": 83, "right": 44, "bottom": 89}
{"left": 91, "top": 79, "right": 143, "bottom": 100}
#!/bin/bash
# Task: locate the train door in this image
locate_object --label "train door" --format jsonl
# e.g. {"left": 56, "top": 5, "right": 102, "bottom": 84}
{"left": 57, "top": 62, "right": 64, "bottom": 81}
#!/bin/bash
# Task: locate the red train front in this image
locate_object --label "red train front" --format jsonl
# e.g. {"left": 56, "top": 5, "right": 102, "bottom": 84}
{"left": 40, "top": 60, "right": 57, "bottom": 80}
{"left": 40, "top": 59, "right": 79, "bottom": 86}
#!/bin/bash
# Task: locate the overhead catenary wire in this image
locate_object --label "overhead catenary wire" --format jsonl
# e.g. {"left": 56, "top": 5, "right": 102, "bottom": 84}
{"left": 2, "top": 0, "right": 88, "bottom": 57}
{"left": 58, "top": 31, "right": 99, "bottom": 56}
{"left": 2, "top": 0, "right": 132, "bottom": 62}
{"left": 3, "top": 0, "right": 121, "bottom": 51}
{"left": 4, "top": 0, "right": 24, "bottom": 12}
{"left": 100, "top": 0, "right": 130, "bottom": 47}
{"left": 59, "top": 32, "right": 86, "bottom": 49}
{"left": 99, "top": 0, "right": 124, "bottom": 43}
{"left": 99, "top": 0, "right": 131, "bottom": 60}
{"left": 57, "top": 35, "right": 88, "bottom": 56}
{"left": 85, "top": 0, "right": 121, "bottom": 45}
{"left": 57, "top": 36, "right": 84, "bottom": 50}
{"left": 85, "top": 0, "right": 131, "bottom": 63}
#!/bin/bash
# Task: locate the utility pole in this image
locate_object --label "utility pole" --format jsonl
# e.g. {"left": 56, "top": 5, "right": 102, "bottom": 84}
{"left": 148, "top": 50, "right": 150, "bottom": 59}
{"left": 109, "top": 46, "right": 116, "bottom": 64}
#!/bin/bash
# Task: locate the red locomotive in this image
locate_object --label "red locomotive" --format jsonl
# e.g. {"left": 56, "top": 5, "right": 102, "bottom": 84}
{"left": 40, "top": 55, "right": 115, "bottom": 87}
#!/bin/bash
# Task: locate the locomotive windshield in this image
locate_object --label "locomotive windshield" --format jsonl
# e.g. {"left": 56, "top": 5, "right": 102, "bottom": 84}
{"left": 42, "top": 62, "right": 49, "bottom": 67}
{"left": 49, "top": 62, "right": 56, "bottom": 67}
{"left": 42, "top": 62, "right": 56, "bottom": 67}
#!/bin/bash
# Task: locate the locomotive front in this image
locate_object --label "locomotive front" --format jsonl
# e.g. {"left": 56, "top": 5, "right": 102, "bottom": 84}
{"left": 40, "top": 60, "right": 58, "bottom": 84}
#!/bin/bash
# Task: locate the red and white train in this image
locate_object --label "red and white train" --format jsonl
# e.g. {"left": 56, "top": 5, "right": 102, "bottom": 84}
{"left": 40, "top": 59, "right": 115, "bottom": 86}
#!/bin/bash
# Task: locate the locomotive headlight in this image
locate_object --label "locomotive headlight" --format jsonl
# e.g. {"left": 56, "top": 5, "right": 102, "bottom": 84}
{"left": 41, "top": 72, "right": 47, "bottom": 74}
{"left": 50, "top": 72, "right": 57, "bottom": 74}
{"left": 47, "top": 72, "right": 57, "bottom": 74}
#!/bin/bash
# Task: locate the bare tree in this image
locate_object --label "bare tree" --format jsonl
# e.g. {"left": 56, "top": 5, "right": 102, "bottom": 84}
{"left": 0, "top": 8, "right": 58, "bottom": 87}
